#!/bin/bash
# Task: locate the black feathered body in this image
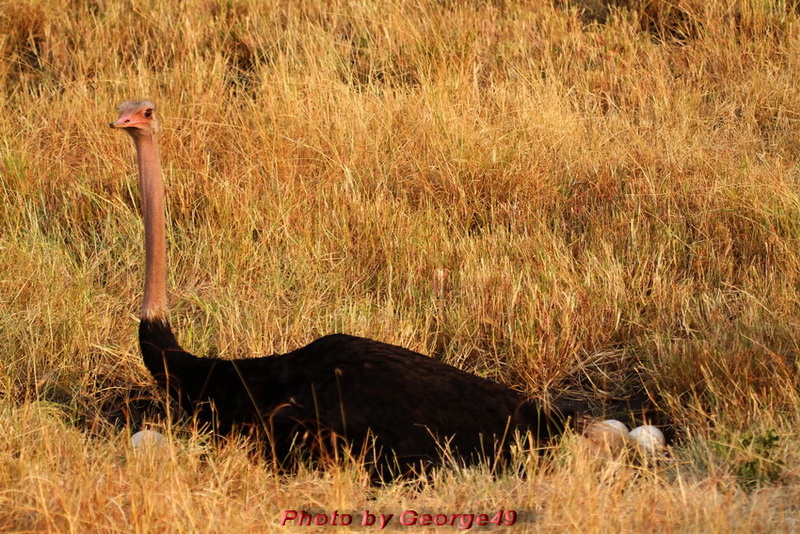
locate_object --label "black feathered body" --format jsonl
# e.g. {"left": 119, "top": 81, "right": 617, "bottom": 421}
{"left": 140, "top": 319, "right": 577, "bottom": 475}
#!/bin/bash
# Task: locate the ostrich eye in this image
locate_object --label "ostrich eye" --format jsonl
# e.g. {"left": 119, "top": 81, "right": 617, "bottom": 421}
{"left": 144, "top": 109, "right": 153, "bottom": 119}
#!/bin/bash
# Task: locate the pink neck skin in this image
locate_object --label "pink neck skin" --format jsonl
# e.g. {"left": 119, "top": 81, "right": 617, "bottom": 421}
{"left": 131, "top": 131, "right": 168, "bottom": 322}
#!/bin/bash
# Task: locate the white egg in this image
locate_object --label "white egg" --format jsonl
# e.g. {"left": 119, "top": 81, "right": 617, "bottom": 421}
{"left": 130, "top": 429, "right": 167, "bottom": 449}
{"left": 602, "top": 419, "right": 629, "bottom": 437}
{"left": 582, "top": 419, "right": 633, "bottom": 457}
{"left": 629, "top": 425, "right": 665, "bottom": 454}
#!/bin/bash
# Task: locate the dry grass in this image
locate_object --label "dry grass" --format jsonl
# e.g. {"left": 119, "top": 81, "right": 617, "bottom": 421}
{"left": 3, "top": 0, "right": 800, "bottom": 530}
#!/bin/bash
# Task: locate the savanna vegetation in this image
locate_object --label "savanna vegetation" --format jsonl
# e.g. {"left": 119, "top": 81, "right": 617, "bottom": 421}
{"left": 2, "top": 0, "right": 800, "bottom": 531}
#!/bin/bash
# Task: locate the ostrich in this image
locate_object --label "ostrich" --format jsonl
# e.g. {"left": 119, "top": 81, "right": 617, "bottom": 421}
{"left": 111, "top": 100, "right": 585, "bottom": 477}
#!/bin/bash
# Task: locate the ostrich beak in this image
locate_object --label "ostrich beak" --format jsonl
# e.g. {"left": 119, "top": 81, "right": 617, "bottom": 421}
{"left": 110, "top": 112, "right": 141, "bottom": 129}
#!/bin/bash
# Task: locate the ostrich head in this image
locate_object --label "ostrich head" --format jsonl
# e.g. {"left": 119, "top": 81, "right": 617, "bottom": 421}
{"left": 110, "top": 100, "right": 158, "bottom": 137}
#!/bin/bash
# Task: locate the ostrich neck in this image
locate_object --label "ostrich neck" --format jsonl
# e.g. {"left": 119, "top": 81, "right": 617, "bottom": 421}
{"left": 134, "top": 133, "right": 168, "bottom": 321}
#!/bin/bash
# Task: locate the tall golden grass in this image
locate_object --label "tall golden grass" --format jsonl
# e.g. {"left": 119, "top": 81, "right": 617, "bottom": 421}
{"left": 2, "top": 0, "right": 800, "bottom": 530}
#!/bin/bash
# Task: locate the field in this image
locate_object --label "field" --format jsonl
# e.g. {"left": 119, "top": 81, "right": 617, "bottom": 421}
{"left": 3, "top": 0, "right": 800, "bottom": 531}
